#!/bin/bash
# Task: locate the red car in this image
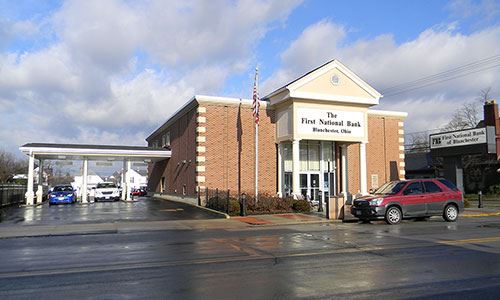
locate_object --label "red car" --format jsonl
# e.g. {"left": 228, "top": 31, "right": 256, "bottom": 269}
{"left": 130, "top": 188, "right": 147, "bottom": 197}
{"left": 351, "top": 178, "right": 464, "bottom": 225}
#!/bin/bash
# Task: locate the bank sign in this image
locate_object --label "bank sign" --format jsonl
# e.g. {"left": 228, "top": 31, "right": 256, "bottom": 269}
{"left": 296, "top": 107, "right": 365, "bottom": 139}
{"left": 430, "top": 127, "right": 487, "bottom": 149}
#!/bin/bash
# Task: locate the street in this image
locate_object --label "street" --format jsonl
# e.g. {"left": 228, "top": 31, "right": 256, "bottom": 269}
{"left": 1, "top": 209, "right": 500, "bottom": 299}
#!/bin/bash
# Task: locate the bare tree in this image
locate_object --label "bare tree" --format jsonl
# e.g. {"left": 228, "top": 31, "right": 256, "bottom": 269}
{"left": 477, "top": 87, "right": 491, "bottom": 103}
{"left": 406, "top": 132, "right": 430, "bottom": 153}
{"left": 0, "top": 150, "right": 27, "bottom": 183}
{"left": 442, "top": 87, "right": 492, "bottom": 132}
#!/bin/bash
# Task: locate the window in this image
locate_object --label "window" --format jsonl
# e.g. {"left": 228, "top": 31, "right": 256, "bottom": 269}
{"left": 374, "top": 181, "right": 406, "bottom": 195}
{"left": 284, "top": 172, "right": 292, "bottom": 196}
{"left": 300, "top": 143, "right": 308, "bottom": 171}
{"left": 162, "top": 132, "right": 171, "bottom": 147}
{"left": 299, "top": 141, "right": 320, "bottom": 171}
{"left": 161, "top": 177, "right": 165, "bottom": 193}
{"left": 423, "top": 181, "right": 442, "bottom": 193}
{"left": 283, "top": 143, "right": 292, "bottom": 172}
{"left": 97, "top": 182, "right": 117, "bottom": 189}
{"left": 403, "top": 181, "right": 423, "bottom": 195}
{"left": 307, "top": 141, "right": 320, "bottom": 171}
{"left": 438, "top": 179, "right": 459, "bottom": 191}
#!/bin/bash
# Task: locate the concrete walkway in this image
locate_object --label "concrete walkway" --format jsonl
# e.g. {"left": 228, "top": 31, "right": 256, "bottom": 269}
{"left": 0, "top": 213, "right": 332, "bottom": 239}
{"left": 1, "top": 205, "right": 499, "bottom": 239}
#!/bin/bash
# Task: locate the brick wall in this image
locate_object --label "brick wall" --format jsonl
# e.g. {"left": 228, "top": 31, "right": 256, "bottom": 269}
{"left": 346, "top": 114, "right": 405, "bottom": 194}
{"left": 203, "top": 102, "right": 277, "bottom": 196}
{"left": 148, "top": 100, "right": 405, "bottom": 197}
{"left": 148, "top": 107, "right": 197, "bottom": 196}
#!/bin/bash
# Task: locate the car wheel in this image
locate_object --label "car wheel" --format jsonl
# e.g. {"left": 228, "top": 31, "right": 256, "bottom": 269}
{"left": 443, "top": 204, "right": 458, "bottom": 222}
{"left": 385, "top": 206, "right": 402, "bottom": 225}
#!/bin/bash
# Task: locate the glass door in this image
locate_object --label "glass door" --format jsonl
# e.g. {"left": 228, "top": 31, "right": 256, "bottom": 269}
{"left": 300, "top": 174, "right": 308, "bottom": 199}
{"left": 310, "top": 173, "right": 320, "bottom": 202}
{"left": 299, "top": 173, "right": 321, "bottom": 202}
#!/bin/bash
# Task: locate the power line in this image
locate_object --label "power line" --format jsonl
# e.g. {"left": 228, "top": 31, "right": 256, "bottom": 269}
{"left": 384, "top": 63, "right": 500, "bottom": 97}
{"left": 380, "top": 54, "right": 500, "bottom": 97}
{"left": 382, "top": 55, "right": 500, "bottom": 93}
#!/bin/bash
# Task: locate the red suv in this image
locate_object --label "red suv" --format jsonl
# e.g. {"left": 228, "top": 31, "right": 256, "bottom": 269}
{"left": 350, "top": 178, "right": 464, "bottom": 225}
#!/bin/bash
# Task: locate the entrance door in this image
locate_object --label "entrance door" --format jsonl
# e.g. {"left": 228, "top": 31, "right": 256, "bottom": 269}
{"left": 299, "top": 173, "right": 320, "bottom": 202}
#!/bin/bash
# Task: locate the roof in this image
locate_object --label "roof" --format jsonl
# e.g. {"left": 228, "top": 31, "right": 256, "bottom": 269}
{"left": 19, "top": 143, "right": 170, "bottom": 162}
{"left": 21, "top": 143, "right": 159, "bottom": 151}
{"left": 263, "top": 59, "right": 382, "bottom": 102}
{"left": 146, "top": 95, "right": 268, "bottom": 141}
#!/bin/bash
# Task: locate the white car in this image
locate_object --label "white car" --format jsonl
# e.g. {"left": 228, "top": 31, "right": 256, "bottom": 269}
{"left": 94, "top": 182, "right": 120, "bottom": 202}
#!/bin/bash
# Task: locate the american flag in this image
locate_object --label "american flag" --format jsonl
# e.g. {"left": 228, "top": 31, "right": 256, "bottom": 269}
{"left": 252, "top": 68, "right": 260, "bottom": 125}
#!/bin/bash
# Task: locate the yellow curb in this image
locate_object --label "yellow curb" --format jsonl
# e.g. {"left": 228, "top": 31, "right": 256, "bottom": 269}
{"left": 462, "top": 212, "right": 500, "bottom": 217}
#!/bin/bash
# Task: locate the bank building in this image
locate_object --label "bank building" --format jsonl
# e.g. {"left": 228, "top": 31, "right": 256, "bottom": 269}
{"left": 146, "top": 59, "right": 407, "bottom": 203}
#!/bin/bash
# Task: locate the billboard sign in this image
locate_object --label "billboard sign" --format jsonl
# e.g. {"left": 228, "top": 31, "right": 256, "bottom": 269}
{"left": 430, "top": 127, "right": 487, "bottom": 149}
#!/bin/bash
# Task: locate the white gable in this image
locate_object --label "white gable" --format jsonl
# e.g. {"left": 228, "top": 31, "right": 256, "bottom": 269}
{"left": 266, "top": 59, "right": 381, "bottom": 107}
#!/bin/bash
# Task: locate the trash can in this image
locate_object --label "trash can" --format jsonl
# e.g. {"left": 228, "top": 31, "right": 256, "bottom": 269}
{"left": 326, "top": 196, "right": 345, "bottom": 220}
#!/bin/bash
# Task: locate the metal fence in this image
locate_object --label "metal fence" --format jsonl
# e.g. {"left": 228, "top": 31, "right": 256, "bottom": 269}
{"left": 0, "top": 184, "right": 26, "bottom": 208}
{"left": 201, "top": 188, "right": 233, "bottom": 215}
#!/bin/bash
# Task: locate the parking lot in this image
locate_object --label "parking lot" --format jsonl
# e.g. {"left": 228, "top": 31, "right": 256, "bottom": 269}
{"left": 0, "top": 197, "right": 223, "bottom": 226}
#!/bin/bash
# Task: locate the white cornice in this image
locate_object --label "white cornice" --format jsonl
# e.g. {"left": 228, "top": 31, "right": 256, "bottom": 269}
{"left": 367, "top": 110, "right": 408, "bottom": 118}
{"left": 289, "top": 91, "right": 379, "bottom": 106}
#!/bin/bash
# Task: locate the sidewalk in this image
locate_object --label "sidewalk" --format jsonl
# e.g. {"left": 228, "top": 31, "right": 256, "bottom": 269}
{"left": 2, "top": 208, "right": 499, "bottom": 239}
{"left": 0, "top": 213, "right": 333, "bottom": 239}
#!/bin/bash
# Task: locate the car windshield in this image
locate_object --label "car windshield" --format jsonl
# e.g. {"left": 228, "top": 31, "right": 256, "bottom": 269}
{"left": 53, "top": 186, "right": 73, "bottom": 192}
{"left": 374, "top": 181, "right": 407, "bottom": 195}
{"left": 97, "top": 183, "right": 117, "bottom": 188}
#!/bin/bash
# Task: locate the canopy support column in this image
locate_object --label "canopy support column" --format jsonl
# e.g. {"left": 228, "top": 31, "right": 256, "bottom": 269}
{"left": 126, "top": 160, "right": 132, "bottom": 201}
{"left": 36, "top": 159, "right": 44, "bottom": 204}
{"left": 81, "top": 158, "right": 88, "bottom": 204}
{"left": 121, "top": 160, "right": 127, "bottom": 201}
{"left": 25, "top": 152, "right": 35, "bottom": 205}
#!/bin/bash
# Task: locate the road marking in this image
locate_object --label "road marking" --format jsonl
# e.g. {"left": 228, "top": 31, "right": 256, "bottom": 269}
{"left": 439, "top": 236, "right": 500, "bottom": 245}
{"left": 0, "top": 243, "right": 414, "bottom": 279}
{"left": 4, "top": 236, "right": 500, "bottom": 280}
{"left": 160, "top": 208, "right": 184, "bottom": 212}
{"left": 462, "top": 212, "right": 500, "bottom": 217}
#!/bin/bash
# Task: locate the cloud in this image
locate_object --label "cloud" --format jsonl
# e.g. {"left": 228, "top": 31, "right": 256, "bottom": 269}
{"left": 0, "top": 0, "right": 302, "bottom": 155}
{"left": 447, "top": 0, "right": 500, "bottom": 25}
{"left": 139, "top": 0, "right": 302, "bottom": 68}
{"left": 262, "top": 20, "right": 500, "bottom": 134}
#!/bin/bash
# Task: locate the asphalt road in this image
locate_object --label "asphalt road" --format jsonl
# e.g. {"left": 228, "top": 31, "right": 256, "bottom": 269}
{"left": 0, "top": 197, "right": 223, "bottom": 226}
{"left": 2, "top": 216, "right": 500, "bottom": 299}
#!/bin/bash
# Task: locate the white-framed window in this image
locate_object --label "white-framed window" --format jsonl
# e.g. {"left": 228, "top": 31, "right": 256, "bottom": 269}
{"left": 162, "top": 132, "right": 171, "bottom": 147}
{"left": 299, "top": 140, "right": 320, "bottom": 171}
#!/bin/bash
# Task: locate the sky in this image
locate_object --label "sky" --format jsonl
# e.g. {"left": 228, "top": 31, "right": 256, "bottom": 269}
{"left": 1, "top": 0, "right": 499, "bottom": 162}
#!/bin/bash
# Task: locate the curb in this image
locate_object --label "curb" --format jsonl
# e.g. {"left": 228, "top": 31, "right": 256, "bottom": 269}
{"left": 154, "top": 195, "right": 230, "bottom": 219}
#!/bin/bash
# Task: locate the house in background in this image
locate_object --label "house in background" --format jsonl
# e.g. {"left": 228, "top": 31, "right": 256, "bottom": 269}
{"left": 11, "top": 167, "right": 48, "bottom": 185}
{"left": 117, "top": 169, "right": 148, "bottom": 190}
{"left": 72, "top": 170, "right": 104, "bottom": 197}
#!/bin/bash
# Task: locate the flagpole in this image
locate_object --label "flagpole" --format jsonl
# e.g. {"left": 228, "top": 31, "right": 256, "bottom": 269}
{"left": 254, "top": 67, "right": 259, "bottom": 203}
